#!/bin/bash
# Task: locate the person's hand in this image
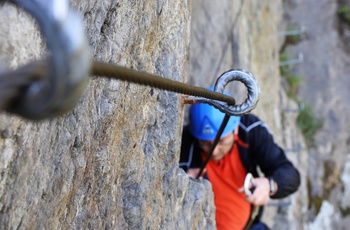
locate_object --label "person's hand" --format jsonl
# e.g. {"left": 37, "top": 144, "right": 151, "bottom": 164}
{"left": 239, "top": 177, "right": 271, "bottom": 206}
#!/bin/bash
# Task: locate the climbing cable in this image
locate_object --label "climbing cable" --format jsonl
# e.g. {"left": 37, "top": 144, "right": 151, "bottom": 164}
{"left": 0, "top": 60, "right": 260, "bottom": 120}
{"left": 92, "top": 61, "right": 236, "bottom": 105}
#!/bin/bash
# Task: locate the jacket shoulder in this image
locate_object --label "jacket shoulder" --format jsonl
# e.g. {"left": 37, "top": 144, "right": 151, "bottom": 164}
{"left": 238, "top": 114, "right": 269, "bottom": 140}
{"left": 240, "top": 114, "right": 264, "bottom": 131}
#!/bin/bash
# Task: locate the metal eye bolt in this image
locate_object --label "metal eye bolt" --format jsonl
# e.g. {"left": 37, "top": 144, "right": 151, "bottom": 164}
{"left": 3, "top": 0, "right": 91, "bottom": 119}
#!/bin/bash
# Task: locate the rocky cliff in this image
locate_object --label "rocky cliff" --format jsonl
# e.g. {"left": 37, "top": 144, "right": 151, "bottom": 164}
{"left": 283, "top": 0, "right": 350, "bottom": 229}
{"left": 0, "top": 0, "right": 308, "bottom": 229}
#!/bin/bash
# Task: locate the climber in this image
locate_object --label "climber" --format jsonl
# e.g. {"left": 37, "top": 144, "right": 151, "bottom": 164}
{"left": 179, "top": 88, "right": 300, "bottom": 230}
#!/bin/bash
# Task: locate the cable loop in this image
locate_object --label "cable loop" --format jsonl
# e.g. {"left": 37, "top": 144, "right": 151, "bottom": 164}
{"left": 190, "top": 69, "right": 260, "bottom": 116}
{"left": 4, "top": 0, "right": 91, "bottom": 120}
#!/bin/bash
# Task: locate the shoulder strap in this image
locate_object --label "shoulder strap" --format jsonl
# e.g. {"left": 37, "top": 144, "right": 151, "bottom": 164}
{"left": 236, "top": 126, "right": 259, "bottom": 177}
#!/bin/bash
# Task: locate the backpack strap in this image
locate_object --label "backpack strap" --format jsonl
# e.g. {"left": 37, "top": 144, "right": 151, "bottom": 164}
{"left": 236, "top": 135, "right": 259, "bottom": 177}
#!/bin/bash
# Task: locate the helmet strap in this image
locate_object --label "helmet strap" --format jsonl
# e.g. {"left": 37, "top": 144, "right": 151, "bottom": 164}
{"left": 196, "top": 114, "right": 231, "bottom": 179}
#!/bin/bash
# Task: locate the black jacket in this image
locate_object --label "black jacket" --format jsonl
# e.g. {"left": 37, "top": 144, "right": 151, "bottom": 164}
{"left": 179, "top": 114, "right": 300, "bottom": 199}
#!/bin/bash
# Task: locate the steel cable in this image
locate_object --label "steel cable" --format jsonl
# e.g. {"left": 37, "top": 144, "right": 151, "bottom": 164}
{"left": 92, "top": 61, "right": 236, "bottom": 105}
{"left": 1, "top": 60, "right": 261, "bottom": 119}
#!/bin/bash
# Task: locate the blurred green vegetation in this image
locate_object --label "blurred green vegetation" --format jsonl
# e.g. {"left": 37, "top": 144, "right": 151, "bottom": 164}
{"left": 338, "top": 5, "right": 350, "bottom": 24}
{"left": 296, "top": 104, "right": 323, "bottom": 147}
{"left": 285, "top": 25, "right": 303, "bottom": 44}
{"left": 279, "top": 51, "right": 323, "bottom": 147}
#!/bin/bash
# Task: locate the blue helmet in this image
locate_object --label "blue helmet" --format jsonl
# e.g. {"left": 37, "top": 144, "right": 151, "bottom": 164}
{"left": 189, "top": 87, "right": 240, "bottom": 140}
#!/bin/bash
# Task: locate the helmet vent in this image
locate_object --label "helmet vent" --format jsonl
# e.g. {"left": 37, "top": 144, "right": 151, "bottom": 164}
{"left": 203, "top": 124, "right": 214, "bottom": 135}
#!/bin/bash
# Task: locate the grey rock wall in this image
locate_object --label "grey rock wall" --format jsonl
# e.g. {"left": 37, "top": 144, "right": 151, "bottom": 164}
{"left": 190, "top": 0, "right": 284, "bottom": 137}
{"left": 282, "top": 0, "right": 350, "bottom": 228}
{"left": 0, "top": 1, "right": 216, "bottom": 229}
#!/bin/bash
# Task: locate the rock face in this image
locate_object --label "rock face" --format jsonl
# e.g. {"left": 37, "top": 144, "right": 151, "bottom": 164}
{"left": 0, "top": 1, "right": 216, "bottom": 229}
{"left": 0, "top": 0, "right": 309, "bottom": 229}
{"left": 282, "top": 0, "right": 350, "bottom": 228}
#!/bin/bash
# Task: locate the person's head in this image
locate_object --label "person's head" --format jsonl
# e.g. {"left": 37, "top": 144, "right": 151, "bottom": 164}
{"left": 189, "top": 87, "right": 240, "bottom": 161}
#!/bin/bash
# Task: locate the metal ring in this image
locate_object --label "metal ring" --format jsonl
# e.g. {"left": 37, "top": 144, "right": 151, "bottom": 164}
{"left": 193, "top": 69, "right": 260, "bottom": 116}
{"left": 244, "top": 173, "right": 254, "bottom": 197}
{"left": 5, "top": 0, "right": 91, "bottom": 119}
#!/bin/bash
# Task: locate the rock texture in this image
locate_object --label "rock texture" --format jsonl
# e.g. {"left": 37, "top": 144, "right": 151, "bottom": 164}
{"left": 282, "top": 0, "right": 350, "bottom": 228}
{"left": 0, "top": 1, "right": 216, "bottom": 229}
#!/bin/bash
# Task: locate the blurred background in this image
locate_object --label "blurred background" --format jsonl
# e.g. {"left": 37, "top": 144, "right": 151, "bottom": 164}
{"left": 188, "top": 0, "right": 350, "bottom": 229}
